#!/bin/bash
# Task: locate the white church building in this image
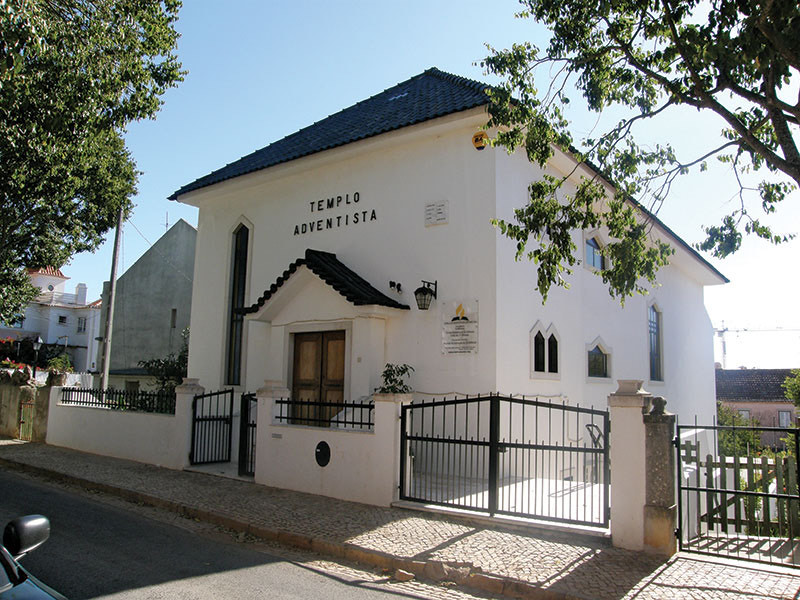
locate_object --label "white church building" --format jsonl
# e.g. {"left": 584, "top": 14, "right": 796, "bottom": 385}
{"left": 171, "top": 68, "right": 726, "bottom": 423}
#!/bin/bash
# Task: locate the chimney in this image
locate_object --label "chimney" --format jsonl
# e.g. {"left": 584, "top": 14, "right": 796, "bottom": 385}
{"left": 76, "top": 283, "right": 87, "bottom": 305}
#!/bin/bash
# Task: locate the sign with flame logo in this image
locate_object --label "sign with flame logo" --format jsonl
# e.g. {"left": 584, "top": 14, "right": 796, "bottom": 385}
{"left": 441, "top": 300, "right": 478, "bottom": 354}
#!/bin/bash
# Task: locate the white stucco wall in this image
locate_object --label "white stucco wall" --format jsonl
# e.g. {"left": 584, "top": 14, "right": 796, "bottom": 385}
{"left": 492, "top": 147, "right": 721, "bottom": 421}
{"left": 185, "top": 110, "right": 499, "bottom": 396}
{"left": 255, "top": 394, "right": 403, "bottom": 506}
{"left": 45, "top": 387, "right": 191, "bottom": 469}
{"left": 181, "top": 107, "right": 722, "bottom": 424}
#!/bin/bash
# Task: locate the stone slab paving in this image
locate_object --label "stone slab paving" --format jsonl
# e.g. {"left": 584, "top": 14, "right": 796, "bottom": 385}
{"left": 1, "top": 440, "right": 798, "bottom": 600}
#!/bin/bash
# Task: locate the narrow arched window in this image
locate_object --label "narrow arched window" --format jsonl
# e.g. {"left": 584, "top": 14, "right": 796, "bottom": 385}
{"left": 649, "top": 305, "right": 662, "bottom": 381}
{"left": 226, "top": 224, "right": 249, "bottom": 385}
{"left": 547, "top": 334, "right": 558, "bottom": 373}
{"left": 533, "top": 331, "right": 545, "bottom": 372}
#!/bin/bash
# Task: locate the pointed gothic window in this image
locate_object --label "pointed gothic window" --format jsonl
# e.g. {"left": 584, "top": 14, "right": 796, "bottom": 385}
{"left": 226, "top": 224, "right": 249, "bottom": 386}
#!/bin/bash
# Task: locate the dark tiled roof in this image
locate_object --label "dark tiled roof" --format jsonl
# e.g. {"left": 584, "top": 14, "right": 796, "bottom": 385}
{"left": 170, "top": 67, "right": 725, "bottom": 284}
{"left": 715, "top": 368, "right": 796, "bottom": 402}
{"left": 170, "top": 68, "right": 490, "bottom": 200}
{"left": 243, "top": 249, "right": 409, "bottom": 314}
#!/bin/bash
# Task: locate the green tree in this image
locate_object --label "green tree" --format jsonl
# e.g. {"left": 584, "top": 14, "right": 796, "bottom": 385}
{"left": 784, "top": 369, "right": 800, "bottom": 409}
{"left": 717, "top": 401, "right": 762, "bottom": 456}
{"left": 0, "top": 0, "right": 184, "bottom": 323}
{"left": 483, "top": 0, "right": 798, "bottom": 301}
{"left": 138, "top": 328, "right": 188, "bottom": 394}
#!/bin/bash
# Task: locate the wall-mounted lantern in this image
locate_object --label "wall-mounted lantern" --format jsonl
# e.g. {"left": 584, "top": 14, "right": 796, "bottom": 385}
{"left": 414, "top": 280, "right": 437, "bottom": 311}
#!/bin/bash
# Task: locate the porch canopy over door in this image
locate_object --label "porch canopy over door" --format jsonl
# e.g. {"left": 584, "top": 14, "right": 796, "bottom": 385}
{"left": 243, "top": 249, "right": 409, "bottom": 400}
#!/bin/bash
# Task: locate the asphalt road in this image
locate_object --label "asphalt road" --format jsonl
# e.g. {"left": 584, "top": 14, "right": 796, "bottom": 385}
{"left": 0, "top": 469, "right": 423, "bottom": 600}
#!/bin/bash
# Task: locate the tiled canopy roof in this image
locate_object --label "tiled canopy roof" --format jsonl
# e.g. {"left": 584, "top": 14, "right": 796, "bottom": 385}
{"left": 715, "top": 368, "right": 796, "bottom": 402}
{"left": 27, "top": 267, "right": 67, "bottom": 278}
{"left": 243, "top": 249, "right": 409, "bottom": 314}
{"left": 169, "top": 68, "right": 490, "bottom": 200}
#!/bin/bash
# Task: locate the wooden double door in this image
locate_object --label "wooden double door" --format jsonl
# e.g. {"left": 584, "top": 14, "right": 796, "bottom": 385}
{"left": 291, "top": 330, "right": 345, "bottom": 425}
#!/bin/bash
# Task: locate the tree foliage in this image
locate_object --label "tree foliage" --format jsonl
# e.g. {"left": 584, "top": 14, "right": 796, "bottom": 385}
{"left": 138, "top": 328, "right": 188, "bottom": 393}
{"left": 717, "top": 401, "right": 762, "bottom": 456}
{"left": 784, "top": 368, "right": 800, "bottom": 409}
{"left": 0, "top": 0, "right": 184, "bottom": 323}
{"left": 483, "top": 0, "right": 798, "bottom": 301}
{"left": 375, "top": 363, "right": 414, "bottom": 394}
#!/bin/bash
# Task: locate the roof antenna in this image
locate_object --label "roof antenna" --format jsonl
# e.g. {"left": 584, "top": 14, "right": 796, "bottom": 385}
{"left": 165, "top": 211, "right": 169, "bottom": 232}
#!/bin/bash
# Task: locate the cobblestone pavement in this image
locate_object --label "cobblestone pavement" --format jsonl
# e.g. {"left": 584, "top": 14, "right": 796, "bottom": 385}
{"left": 1, "top": 440, "right": 798, "bottom": 600}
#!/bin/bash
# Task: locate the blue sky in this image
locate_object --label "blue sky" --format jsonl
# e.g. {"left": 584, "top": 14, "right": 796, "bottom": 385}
{"left": 65, "top": 1, "right": 799, "bottom": 369}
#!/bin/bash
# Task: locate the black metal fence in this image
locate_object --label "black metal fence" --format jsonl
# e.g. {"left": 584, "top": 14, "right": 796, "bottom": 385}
{"left": 190, "top": 389, "right": 234, "bottom": 465}
{"left": 676, "top": 423, "right": 800, "bottom": 567}
{"left": 61, "top": 387, "right": 176, "bottom": 415}
{"left": 274, "top": 397, "right": 374, "bottom": 430}
{"left": 238, "top": 393, "right": 257, "bottom": 476}
{"left": 400, "top": 394, "right": 610, "bottom": 528}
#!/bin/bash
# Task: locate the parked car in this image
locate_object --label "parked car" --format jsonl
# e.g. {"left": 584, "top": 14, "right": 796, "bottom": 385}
{"left": 1, "top": 515, "right": 67, "bottom": 599}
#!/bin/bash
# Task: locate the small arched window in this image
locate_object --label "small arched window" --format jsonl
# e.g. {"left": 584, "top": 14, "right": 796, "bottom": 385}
{"left": 530, "top": 324, "right": 559, "bottom": 377}
{"left": 533, "top": 332, "right": 545, "bottom": 372}
{"left": 587, "top": 345, "right": 608, "bottom": 378}
{"left": 547, "top": 334, "right": 558, "bottom": 373}
{"left": 585, "top": 237, "right": 605, "bottom": 270}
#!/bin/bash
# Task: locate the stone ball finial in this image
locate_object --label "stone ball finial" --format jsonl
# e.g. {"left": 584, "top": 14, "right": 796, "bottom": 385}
{"left": 650, "top": 396, "right": 667, "bottom": 415}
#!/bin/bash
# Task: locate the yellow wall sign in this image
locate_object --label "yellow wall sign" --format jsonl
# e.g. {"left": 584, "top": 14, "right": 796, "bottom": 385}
{"left": 472, "top": 131, "right": 488, "bottom": 151}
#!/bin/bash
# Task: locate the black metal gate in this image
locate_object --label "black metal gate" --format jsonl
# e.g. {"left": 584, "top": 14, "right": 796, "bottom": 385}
{"left": 676, "top": 423, "right": 800, "bottom": 567}
{"left": 400, "top": 394, "right": 610, "bottom": 528}
{"left": 190, "top": 389, "right": 234, "bottom": 465}
{"left": 238, "top": 392, "right": 257, "bottom": 476}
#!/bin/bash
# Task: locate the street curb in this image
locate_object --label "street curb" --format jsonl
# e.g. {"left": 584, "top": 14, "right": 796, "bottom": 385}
{"left": 0, "top": 456, "right": 586, "bottom": 600}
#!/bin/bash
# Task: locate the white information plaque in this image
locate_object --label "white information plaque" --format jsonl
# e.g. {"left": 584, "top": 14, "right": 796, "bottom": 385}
{"left": 441, "top": 299, "right": 478, "bottom": 354}
{"left": 424, "top": 200, "right": 449, "bottom": 226}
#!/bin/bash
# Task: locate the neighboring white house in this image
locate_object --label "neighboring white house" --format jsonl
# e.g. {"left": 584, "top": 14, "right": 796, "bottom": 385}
{"left": 0, "top": 267, "right": 101, "bottom": 372}
{"left": 171, "top": 68, "right": 727, "bottom": 423}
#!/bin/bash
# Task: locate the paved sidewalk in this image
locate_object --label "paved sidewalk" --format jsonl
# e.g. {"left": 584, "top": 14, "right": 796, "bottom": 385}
{"left": 0, "top": 440, "right": 797, "bottom": 600}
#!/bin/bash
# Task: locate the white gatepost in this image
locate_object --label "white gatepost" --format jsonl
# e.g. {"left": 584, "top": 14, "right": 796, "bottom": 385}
{"left": 174, "top": 378, "right": 204, "bottom": 470}
{"left": 254, "top": 379, "right": 291, "bottom": 486}
{"left": 608, "top": 379, "right": 677, "bottom": 556}
{"left": 373, "top": 392, "right": 412, "bottom": 504}
{"left": 608, "top": 380, "right": 650, "bottom": 551}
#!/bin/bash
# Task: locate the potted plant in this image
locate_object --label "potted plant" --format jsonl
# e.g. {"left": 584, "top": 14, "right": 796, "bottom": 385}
{"left": 46, "top": 353, "right": 73, "bottom": 386}
{"left": 373, "top": 363, "right": 414, "bottom": 406}
{"left": 374, "top": 363, "right": 414, "bottom": 394}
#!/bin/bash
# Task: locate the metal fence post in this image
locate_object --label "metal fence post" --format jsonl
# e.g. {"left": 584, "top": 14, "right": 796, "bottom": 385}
{"left": 399, "top": 404, "right": 407, "bottom": 499}
{"left": 488, "top": 395, "right": 500, "bottom": 516}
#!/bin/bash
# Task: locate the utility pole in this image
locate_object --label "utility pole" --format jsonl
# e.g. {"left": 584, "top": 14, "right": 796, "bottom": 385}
{"left": 100, "top": 205, "right": 124, "bottom": 389}
{"left": 716, "top": 321, "right": 728, "bottom": 369}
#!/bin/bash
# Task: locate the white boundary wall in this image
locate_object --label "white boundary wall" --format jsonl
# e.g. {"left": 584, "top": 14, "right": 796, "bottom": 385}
{"left": 45, "top": 386, "right": 193, "bottom": 470}
{"left": 255, "top": 389, "right": 408, "bottom": 506}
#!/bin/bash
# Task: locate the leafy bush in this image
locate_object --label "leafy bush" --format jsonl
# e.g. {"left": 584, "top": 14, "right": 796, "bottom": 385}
{"left": 375, "top": 363, "right": 414, "bottom": 394}
{"left": 47, "top": 353, "right": 73, "bottom": 373}
{"left": 138, "top": 328, "right": 188, "bottom": 394}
